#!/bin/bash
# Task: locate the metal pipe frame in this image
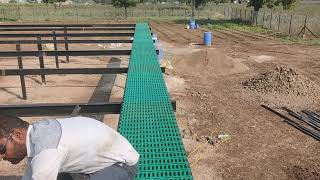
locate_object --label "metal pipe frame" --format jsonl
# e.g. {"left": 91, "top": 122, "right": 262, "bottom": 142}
{"left": 1, "top": 67, "right": 166, "bottom": 76}
{"left": 0, "top": 101, "right": 176, "bottom": 117}
{"left": 0, "top": 27, "right": 135, "bottom": 32}
{"left": 0, "top": 32, "right": 134, "bottom": 38}
{"left": 0, "top": 24, "right": 136, "bottom": 28}
{"left": 0, "top": 50, "right": 132, "bottom": 57}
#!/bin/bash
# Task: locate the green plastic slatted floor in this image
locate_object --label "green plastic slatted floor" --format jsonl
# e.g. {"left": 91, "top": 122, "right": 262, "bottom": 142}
{"left": 118, "top": 23, "right": 193, "bottom": 179}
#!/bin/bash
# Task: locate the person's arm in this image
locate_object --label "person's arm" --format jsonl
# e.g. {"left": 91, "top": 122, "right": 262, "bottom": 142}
{"left": 29, "top": 148, "right": 67, "bottom": 180}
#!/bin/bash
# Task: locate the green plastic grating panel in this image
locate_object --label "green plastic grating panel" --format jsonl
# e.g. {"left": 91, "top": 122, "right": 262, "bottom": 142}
{"left": 118, "top": 23, "right": 193, "bottom": 179}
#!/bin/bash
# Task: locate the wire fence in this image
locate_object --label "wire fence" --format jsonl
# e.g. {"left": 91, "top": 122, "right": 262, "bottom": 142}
{"left": 0, "top": 4, "right": 319, "bottom": 37}
{"left": 0, "top": 5, "right": 226, "bottom": 21}
{"left": 225, "top": 7, "right": 320, "bottom": 37}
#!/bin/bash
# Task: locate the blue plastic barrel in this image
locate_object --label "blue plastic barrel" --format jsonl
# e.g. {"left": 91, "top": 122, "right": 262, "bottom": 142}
{"left": 203, "top": 32, "right": 212, "bottom": 46}
{"left": 189, "top": 20, "right": 196, "bottom": 29}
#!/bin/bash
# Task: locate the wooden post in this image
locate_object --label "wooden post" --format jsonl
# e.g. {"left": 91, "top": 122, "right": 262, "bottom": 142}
{"left": 52, "top": 31, "right": 59, "bottom": 68}
{"left": 37, "top": 36, "right": 46, "bottom": 84}
{"left": 63, "top": 26, "right": 70, "bottom": 63}
{"left": 278, "top": 13, "right": 281, "bottom": 32}
{"left": 16, "top": 44, "right": 27, "bottom": 100}
{"left": 289, "top": 14, "right": 293, "bottom": 35}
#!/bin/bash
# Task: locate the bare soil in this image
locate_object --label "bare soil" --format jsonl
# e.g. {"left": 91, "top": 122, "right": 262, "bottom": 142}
{"left": 151, "top": 21, "right": 320, "bottom": 180}
{"left": 0, "top": 21, "right": 319, "bottom": 180}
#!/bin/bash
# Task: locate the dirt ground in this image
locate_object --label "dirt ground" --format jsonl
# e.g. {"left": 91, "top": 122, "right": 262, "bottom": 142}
{"left": 0, "top": 21, "right": 320, "bottom": 179}
{"left": 150, "top": 21, "right": 320, "bottom": 180}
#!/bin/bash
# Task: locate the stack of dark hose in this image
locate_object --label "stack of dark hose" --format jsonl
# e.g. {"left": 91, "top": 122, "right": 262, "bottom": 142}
{"left": 262, "top": 105, "right": 320, "bottom": 141}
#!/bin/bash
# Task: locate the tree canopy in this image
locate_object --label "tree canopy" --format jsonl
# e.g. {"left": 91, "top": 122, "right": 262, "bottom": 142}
{"left": 248, "top": 0, "right": 299, "bottom": 11}
{"left": 111, "top": 0, "right": 137, "bottom": 18}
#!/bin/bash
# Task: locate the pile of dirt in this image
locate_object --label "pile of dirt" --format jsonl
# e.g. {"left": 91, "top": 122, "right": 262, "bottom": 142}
{"left": 242, "top": 66, "right": 320, "bottom": 96}
{"left": 171, "top": 49, "right": 249, "bottom": 76}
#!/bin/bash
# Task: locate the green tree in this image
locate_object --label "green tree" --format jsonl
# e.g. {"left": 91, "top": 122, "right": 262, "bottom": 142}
{"left": 265, "top": 0, "right": 280, "bottom": 9}
{"left": 281, "top": 0, "right": 299, "bottom": 10}
{"left": 111, "top": 0, "right": 136, "bottom": 18}
{"left": 92, "top": 0, "right": 110, "bottom": 4}
{"left": 42, "top": 0, "right": 66, "bottom": 9}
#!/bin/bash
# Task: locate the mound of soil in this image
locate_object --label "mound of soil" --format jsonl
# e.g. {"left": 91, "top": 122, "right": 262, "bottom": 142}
{"left": 171, "top": 49, "right": 249, "bottom": 76}
{"left": 242, "top": 66, "right": 320, "bottom": 96}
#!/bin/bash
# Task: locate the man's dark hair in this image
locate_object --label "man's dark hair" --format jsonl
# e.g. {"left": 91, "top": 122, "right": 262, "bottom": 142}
{"left": 0, "top": 115, "right": 29, "bottom": 138}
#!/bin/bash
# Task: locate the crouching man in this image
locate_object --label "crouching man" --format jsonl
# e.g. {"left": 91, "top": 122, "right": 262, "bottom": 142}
{"left": 0, "top": 115, "right": 139, "bottom": 180}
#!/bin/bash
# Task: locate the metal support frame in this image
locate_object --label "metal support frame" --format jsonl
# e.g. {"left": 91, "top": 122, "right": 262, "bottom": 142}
{"left": 16, "top": 44, "right": 27, "bottom": 100}
{"left": 37, "top": 36, "right": 46, "bottom": 84}
{"left": 0, "top": 27, "right": 136, "bottom": 31}
{"left": 0, "top": 39, "right": 133, "bottom": 45}
{"left": 0, "top": 24, "right": 136, "bottom": 28}
{"left": 0, "top": 67, "right": 166, "bottom": 76}
{"left": 0, "top": 32, "right": 134, "bottom": 38}
{"left": 0, "top": 101, "right": 176, "bottom": 117}
{"left": 0, "top": 67, "right": 165, "bottom": 100}
{"left": 63, "top": 27, "right": 70, "bottom": 63}
{"left": 0, "top": 50, "right": 132, "bottom": 57}
{"left": 52, "top": 31, "right": 59, "bottom": 68}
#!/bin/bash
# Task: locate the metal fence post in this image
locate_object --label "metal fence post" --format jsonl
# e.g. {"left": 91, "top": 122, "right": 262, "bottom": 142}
{"left": 16, "top": 44, "right": 27, "bottom": 100}
{"left": 262, "top": 9, "right": 265, "bottom": 27}
{"left": 270, "top": 10, "right": 273, "bottom": 29}
{"left": 18, "top": 7, "right": 22, "bottom": 20}
{"left": 245, "top": 9, "right": 247, "bottom": 21}
{"left": 33, "top": 7, "right": 35, "bottom": 21}
{"left": 76, "top": 7, "right": 79, "bottom": 22}
{"left": 278, "top": 13, "right": 281, "bottom": 32}
{"left": 90, "top": 8, "right": 92, "bottom": 19}
{"left": 1, "top": 9, "right": 5, "bottom": 21}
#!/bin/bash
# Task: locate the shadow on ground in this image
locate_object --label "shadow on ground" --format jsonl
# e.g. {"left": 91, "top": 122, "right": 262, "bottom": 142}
{"left": 86, "top": 57, "right": 121, "bottom": 121}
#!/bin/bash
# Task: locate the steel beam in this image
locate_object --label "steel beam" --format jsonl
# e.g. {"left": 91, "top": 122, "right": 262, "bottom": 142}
{"left": 0, "top": 24, "right": 136, "bottom": 28}
{"left": 0, "top": 27, "right": 135, "bottom": 31}
{"left": 1, "top": 67, "right": 166, "bottom": 76}
{"left": 0, "top": 101, "right": 176, "bottom": 117}
{"left": 0, "top": 50, "right": 132, "bottom": 57}
{"left": 0, "top": 39, "right": 132, "bottom": 45}
{"left": 0, "top": 32, "right": 134, "bottom": 38}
